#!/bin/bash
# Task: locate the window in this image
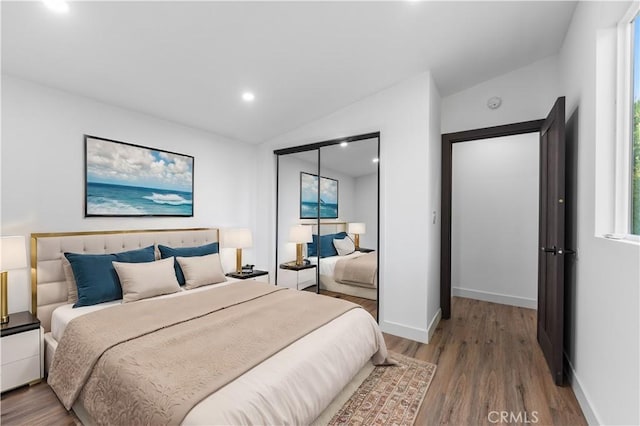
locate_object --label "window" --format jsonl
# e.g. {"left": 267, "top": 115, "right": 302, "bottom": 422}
{"left": 633, "top": 13, "right": 640, "bottom": 235}
{"left": 609, "top": 3, "right": 640, "bottom": 241}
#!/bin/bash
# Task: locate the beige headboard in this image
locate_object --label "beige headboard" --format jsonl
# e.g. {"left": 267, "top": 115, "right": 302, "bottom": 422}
{"left": 310, "top": 221, "right": 347, "bottom": 236}
{"left": 31, "top": 228, "right": 219, "bottom": 332}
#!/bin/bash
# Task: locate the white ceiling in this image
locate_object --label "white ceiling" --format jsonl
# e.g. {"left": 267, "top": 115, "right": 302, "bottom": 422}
{"left": 1, "top": 1, "right": 576, "bottom": 144}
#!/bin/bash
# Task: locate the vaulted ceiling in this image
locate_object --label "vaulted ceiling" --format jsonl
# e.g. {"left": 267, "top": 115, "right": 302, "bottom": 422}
{"left": 2, "top": 1, "right": 576, "bottom": 144}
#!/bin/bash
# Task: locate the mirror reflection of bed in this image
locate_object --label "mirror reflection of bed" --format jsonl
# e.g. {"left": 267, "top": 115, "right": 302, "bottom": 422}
{"left": 308, "top": 222, "right": 377, "bottom": 297}
{"left": 275, "top": 135, "right": 379, "bottom": 320}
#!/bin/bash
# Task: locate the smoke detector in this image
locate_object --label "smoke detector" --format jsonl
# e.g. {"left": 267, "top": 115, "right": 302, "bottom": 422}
{"left": 487, "top": 96, "right": 502, "bottom": 110}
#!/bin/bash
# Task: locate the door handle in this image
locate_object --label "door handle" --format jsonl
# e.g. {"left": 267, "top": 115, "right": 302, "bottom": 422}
{"left": 540, "top": 246, "right": 577, "bottom": 256}
{"left": 541, "top": 246, "right": 557, "bottom": 255}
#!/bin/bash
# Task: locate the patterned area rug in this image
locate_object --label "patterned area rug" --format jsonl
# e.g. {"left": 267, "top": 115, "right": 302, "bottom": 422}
{"left": 328, "top": 352, "right": 437, "bottom": 425}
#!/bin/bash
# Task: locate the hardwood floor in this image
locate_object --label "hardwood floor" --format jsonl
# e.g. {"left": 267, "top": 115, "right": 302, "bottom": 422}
{"left": 313, "top": 286, "right": 378, "bottom": 319}
{"left": 0, "top": 296, "right": 585, "bottom": 426}
{"left": 389, "top": 298, "right": 586, "bottom": 426}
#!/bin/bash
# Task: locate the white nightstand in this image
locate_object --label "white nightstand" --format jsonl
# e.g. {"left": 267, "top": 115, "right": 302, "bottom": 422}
{"left": 1, "top": 311, "right": 43, "bottom": 393}
{"left": 278, "top": 263, "right": 317, "bottom": 290}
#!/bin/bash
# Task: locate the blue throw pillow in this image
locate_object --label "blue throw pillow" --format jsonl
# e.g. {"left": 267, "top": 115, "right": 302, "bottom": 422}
{"left": 158, "top": 242, "right": 219, "bottom": 285}
{"left": 307, "top": 232, "right": 347, "bottom": 258}
{"left": 65, "top": 245, "right": 155, "bottom": 308}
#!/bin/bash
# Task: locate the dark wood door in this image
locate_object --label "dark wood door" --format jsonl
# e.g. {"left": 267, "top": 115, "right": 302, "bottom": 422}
{"left": 537, "top": 97, "right": 566, "bottom": 386}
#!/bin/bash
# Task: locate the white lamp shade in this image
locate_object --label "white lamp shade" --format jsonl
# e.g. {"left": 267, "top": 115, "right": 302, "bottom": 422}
{"left": 0, "top": 236, "right": 28, "bottom": 271}
{"left": 223, "top": 228, "right": 253, "bottom": 249}
{"left": 348, "top": 223, "right": 366, "bottom": 234}
{"left": 289, "top": 225, "right": 313, "bottom": 243}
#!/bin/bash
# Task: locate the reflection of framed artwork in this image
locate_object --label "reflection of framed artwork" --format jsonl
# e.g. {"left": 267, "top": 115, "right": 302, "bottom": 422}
{"left": 300, "top": 172, "right": 338, "bottom": 219}
{"left": 84, "top": 135, "right": 194, "bottom": 217}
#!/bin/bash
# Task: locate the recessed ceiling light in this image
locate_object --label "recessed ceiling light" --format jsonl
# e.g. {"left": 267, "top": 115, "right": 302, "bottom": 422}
{"left": 372, "top": 158, "right": 380, "bottom": 163}
{"left": 242, "top": 92, "right": 255, "bottom": 102}
{"left": 42, "top": 0, "right": 69, "bottom": 13}
{"left": 340, "top": 142, "right": 348, "bottom": 147}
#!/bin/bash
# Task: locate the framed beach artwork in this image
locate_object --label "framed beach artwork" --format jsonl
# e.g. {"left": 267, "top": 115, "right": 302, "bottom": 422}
{"left": 300, "top": 172, "right": 338, "bottom": 219}
{"left": 84, "top": 135, "right": 194, "bottom": 217}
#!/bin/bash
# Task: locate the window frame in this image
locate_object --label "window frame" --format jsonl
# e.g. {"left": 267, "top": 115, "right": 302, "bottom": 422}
{"left": 614, "top": 2, "right": 640, "bottom": 239}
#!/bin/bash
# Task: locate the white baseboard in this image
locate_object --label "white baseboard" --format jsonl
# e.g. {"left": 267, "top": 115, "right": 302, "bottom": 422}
{"left": 427, "top": 308, "right": 441, "bottom": 343}
{"left": 380, "top": 320, "right": 428, "bottom": 343}
{"left": 564, "top": 354, "right": 600, "bottom": 425}
{"left": 452, "top": 286, "right": 537, "bottom": 309}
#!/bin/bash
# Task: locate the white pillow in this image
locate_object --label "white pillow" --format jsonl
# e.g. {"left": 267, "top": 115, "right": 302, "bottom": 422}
{"left": 112, "top": 257, "right": 181, "bottom": 303}
{"left": 176, "top": 253, "right": 227, "bottom": 290}
{"left": 333, "top": 237, "right": 355, "bottom": 256}
{"left": 61, "top": 255, "right": 78, "bottom": 303}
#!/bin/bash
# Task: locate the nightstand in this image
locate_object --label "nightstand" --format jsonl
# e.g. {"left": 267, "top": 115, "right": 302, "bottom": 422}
{"left": 356, "top": 248, "right": 375, "bottom": 253}
{"left": 279, "top": 263, "right": 317, "bottom": 290}
{"left": 226, "top": 269, "right": 269, "bottom": 281}
{"left": 1, "top": 311, "right": 43, "bottom": 393}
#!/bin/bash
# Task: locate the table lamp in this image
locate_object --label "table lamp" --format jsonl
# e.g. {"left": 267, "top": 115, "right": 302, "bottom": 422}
{"left": 347, "top": 223, "right": 366, "bottom": 250}
{"left": 0, "top": 236, "right": 28, "bottom": 324}
{"left": 223, "top": 228, "right": 253, "bottom": 274}
{"left": 289, "top": 225, "right": 312, "bottom": 266}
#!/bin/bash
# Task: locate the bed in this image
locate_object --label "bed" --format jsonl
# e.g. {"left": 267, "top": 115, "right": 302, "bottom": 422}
{"left": 307, "top": 223, "right": 378, "bottom": 300}
{"left": 32, "top": 228, "right": 387, "bottom": 425}
{"left": 309, "top": 252, "right": 378, "bottom": 300}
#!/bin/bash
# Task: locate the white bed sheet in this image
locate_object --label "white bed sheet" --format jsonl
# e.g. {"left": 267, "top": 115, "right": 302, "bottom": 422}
{"left": 50, "top": 280, "right": 386, "bottom": 425}
{"left": 51, "top": 278, "right": 241, "bottom": 342}
{"left": 308, "top": 251, "right": 366, "bottom": 277}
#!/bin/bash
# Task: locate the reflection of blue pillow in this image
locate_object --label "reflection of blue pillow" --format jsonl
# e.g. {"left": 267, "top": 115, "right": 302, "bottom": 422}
{"left": 158, "top": 243, "right": 219, "bottom": 285}
{"left": 65, "top": 246, "right": 155, "bottom": 308}
{"left": 307, "top": 232, "right": 348, "bottom": 258}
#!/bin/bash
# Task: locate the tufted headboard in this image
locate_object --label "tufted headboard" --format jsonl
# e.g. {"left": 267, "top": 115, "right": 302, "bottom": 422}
{"left": 310, "top": 221, "right": 347, "bottom": 236}
{"left": 31, "top": 228, "right": 219, "bottom": 332}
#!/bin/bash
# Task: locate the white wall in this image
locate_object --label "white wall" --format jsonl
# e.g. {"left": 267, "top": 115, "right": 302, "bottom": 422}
{"left": 558, "top": 2, "right": 639, "bottom": 424}
{"left": 426, "top": 75, "right": 442, "bottom": 337}
{"left": 441, "top": 56, "right": 561, "bottom": 134}
{"left": 257, "top": 72, "right": 441, "bottom": 343}
{"left": 1, "top": 75, "right": 257, "bottom": 313}
{"left": 354, "top": 172, "right": 377, "bottom": 250}
{"left": 451, "top": 134, "right": 539, "bottom": 309}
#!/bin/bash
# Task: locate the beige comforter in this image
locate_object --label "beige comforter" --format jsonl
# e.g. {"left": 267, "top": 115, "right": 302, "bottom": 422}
{"left": 334, "top": 251, "right": 377, "bottom": 288}
{"left": 48, "top": 282, "right": 375, "bottom": 425}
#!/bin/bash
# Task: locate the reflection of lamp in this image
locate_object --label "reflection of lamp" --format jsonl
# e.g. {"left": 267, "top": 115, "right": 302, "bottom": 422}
{"left": 223, "top": 228, "right": 253, "bottom": 274}
{"left": 289, "top": 225, "right": 313, "bottom": 266}
{"left": 0, "top": 236, "right": 28, "bottom": 324}
{"left": 348, "top": 223, "right": 366, "bottom": 250}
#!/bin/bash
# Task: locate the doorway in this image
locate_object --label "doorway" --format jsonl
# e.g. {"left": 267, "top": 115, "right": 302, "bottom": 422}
{"left": 440, "top": 96, "right": 567, "bottom": 386}
{"left": 451, "top": 133, "right": 539, "bottom": 309}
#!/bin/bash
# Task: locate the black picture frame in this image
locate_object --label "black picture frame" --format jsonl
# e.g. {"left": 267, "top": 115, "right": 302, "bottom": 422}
{"left": 84, "top": 135, "right": 194, "bottom": 217}
{"left": 299, "top": 171, "right": 338, "bottom": 219}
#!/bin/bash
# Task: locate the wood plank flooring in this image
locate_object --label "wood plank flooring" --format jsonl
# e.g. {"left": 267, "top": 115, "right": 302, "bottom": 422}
{"left": 0, "top": 296, "right": 585, "bottom": 425}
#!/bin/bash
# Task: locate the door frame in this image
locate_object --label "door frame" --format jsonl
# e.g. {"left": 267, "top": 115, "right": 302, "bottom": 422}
{"left": 440, "top": 119, "right": 544, "bottom": 319}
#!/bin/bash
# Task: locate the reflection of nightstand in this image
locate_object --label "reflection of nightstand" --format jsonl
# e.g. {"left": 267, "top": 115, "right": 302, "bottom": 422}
{"left": 1, "top": 311, "right": 43, "bottom": 393}
{"left": 356, "top": 248, "right": 375, "bottom": 253}
{"left": 279, "top": 263, "right": 317, "bottom": 290}
{"left": 226, "top": 270, "right": 269, "bottom": 281}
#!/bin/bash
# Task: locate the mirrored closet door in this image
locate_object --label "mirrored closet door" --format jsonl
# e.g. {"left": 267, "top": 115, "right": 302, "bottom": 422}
{"left": 276, "top": 149, "right": 319, "bottom": 292}
{"left": 275, "top": 133, "right": 379, "bottom": 320}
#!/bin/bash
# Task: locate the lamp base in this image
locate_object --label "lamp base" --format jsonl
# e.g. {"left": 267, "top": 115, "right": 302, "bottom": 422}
{"left": 1, "top": 271, "right": 8, "bottom": 324}
{"left": 236, "top": 248, "right": 243, "bottom": 274}
{"left": 354, "top": 234, "right": 360, "bottom": 251}
{"left": 295, "top": 243, "right": 304, "bottom": 266}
